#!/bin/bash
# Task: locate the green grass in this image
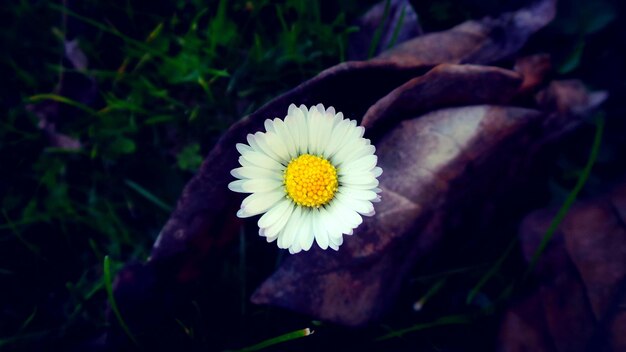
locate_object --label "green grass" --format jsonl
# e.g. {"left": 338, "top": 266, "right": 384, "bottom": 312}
{"left": 0, "top": 0, "right": 369, "bottom": 348}
{"left": 103, "top": 255, "right": 138, "bottom": 346}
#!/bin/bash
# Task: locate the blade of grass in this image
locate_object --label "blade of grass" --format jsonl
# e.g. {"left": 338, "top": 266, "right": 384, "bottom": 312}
{"left": 466, "top": 238, "right": 517, "bottom": 304}
{"left": 376, "top": 314, "right": 471, "bottom": 341}
{"left": 386, "top": 4, "right": 407, "bottom": 49}
{"left": 28, "top": 93, "right": 98, "bottom": 116}
{"left": 231, "top": 328, "right": 313, "bottom": 352}
{"left": 103, "top": 255, "right": 138, "bottom": 346}
{"left": 525, "top": 114, "right": 604, "bottom": 278}
{"left": 368, "top": 0, "right": 391, "bottom": 59}
{"left": 0, "top": 330, "right": 52, "bottom": 348}
{"left": 0, "top": 217, "right": 47, "bottom": 231}
{"left": 124, "top": 179, "right": 173, "bottom": 212}
{"left": 410, "top": 263, "right": 489, "bottom": 283}
{"left": 19, "top": 307, "right": 37, "bottom": 331}
{"left": 1, "top": 209, "right": 41, "bottom": 255}
{"left": 413, "top": 277, "right": 447, "bottom": 311}
{"left": 174, "top": 318, "right": 194, "bottom": 338}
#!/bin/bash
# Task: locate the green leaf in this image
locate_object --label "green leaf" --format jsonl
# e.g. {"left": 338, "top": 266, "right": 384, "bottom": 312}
{"left": 104, "top": 256, "right": 138, "bottom": 346}
{"left": 231, "top": 328, "right": 313, "bottom": 352}
{"left": 582, "top": 1, "right": 616, "bottom": 34}
{"left": 108, "top": 137, "right": 136, "bottom": 154}
{"left": 176, "top": 143, "right": 203, "bottom": 172}
{"left": 558, "top": 40, "right": 585, "bottom": 74}
{"left": 368, "top": 0, "right": 392, "bottom": 59}
{"left": 376, "top": 315, "right": 471, "bottom": 341}
{"left": 28, "top": 93, "right": 97, "bottom": 115}
{"left": 124, "top": 179, "right": 173, "bottom": 212}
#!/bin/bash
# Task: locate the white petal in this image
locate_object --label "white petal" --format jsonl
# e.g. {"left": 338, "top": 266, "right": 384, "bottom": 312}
{"left": 238, "top": 156, "right": 254, "bottom": 167}
{"left": 325, "top": 202, "right": 357, "bottom": 234}
{"left": 329, "top": 232, "right": 343, "bottom": 247}
{"left": 266, "top": 202, "right": 295, "bottom": 238}
{"left": 249, "top": 132, "right": 282, "bottom": 163}
{"left": 335, "top": 193, "right": 374, "bottom": 216}
{"left": 318, "top": 206, "right": 343, "bottom": 238}
{"left": 299, "top": 210, "right": 315, "bottom": 251}
{"left": 284, "top": 113, "right": 301, "bottom": 155}
{"left": 287, "top": 103, "right": 298, "bottom": 115}
{"left": 263, "top": 131, "right": 290, "bottom": 162}
{"left": 273, "top": 118, "right": 298, "bottom": 159}
{"left": 236, "top": 143, "right": 253, "bottom": 155}
{"left": 239, "top": 179, "right": 282, "bottom": 193}
{"left": 228, "top": 180, "right": 246, "bottom": 193}
{"left": 258, "top": 198, "right": 291, "bottom": 228}
{"left": 339, "top": 155, "right": 378, "bottom": 174}
{"left": 295, "top": 105, "right": 308, "bottom": 154}
{"left": 289, "top": 237, "right": 302, "bottom": 254}
{"left": 307, "top": 108, "right": 319, "bottom": 155}
{"left": 341, "top": 179, "right": 380, "bottom": 190}
{"left": 332, "top": 198, "right": 363, "bottom": 230}
{"left": 278, "top": 206, "right": 302, "bottom": 249}
{"left": 231, "top": 166, "right": 283, "bottom": 180}
{"left": 339, "top": 173, "right": 378, "bottom": 186}
{"left": 264, "top": 118, "right": 275, "bottom": 133}
{"left": 238, "top": 191, "right": 284, "bottom": 218}
{"left": 317, "top": 111, "right": 335, "bottom": 157}
{"left": 335, "top": 144, "right": 375, "bottom": 168}
{"left": 330, "top": 137, "right": 366, "bottom": 166}
{"left": 312, "top": 210, "right": 329, "bottom": 250}
{"left": 338, "top": 188, "right": 379, "bottom": 201}
{"left": 324, "top": 119, "right": 354, "bottom": 159}
{"left": 372, "top": 167, "right": 383, "bottom": 177}
{"left": 241, "top": 151, "right": 284, "bottom": 170}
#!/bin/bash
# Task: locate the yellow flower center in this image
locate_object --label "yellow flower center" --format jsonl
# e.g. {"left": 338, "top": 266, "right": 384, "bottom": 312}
{"left": 284, "top": 154, "right": 338, "bottom": 208}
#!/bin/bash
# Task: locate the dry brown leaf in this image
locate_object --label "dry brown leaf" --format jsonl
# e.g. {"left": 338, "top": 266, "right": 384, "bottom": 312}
{"left": 378, "top": 0, "right": 556, "bottom": 66}
{"left": 361, "top": 64, "right": 523, "bottom": 133}
{"left": 499, "top": 183, "right": 626, "bottom": 352}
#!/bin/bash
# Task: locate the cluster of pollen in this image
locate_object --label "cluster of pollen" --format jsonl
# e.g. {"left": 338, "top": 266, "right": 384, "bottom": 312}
{"left": 284, "top": 154, "right": 338, "bottom": 208}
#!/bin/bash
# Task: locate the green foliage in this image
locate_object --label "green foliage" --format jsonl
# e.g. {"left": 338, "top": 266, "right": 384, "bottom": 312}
{"left": 0, "top": 0, "right": 366, "bottom": 348}
{"left": 177, "top": 143, "right": 203, "bottom": 172}
{"left": 552, "top": 0, "right": 617, "bottom": 73}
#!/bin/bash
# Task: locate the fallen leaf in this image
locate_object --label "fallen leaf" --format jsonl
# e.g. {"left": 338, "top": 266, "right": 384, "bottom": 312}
{"left": 378, "top": 0, "right": 557, "bottom": 66}
{"left": 347, "top": 0, "right": 423, "bottom": 61}
{"left": 499, "top": 182, "right": 626, "bottom": 351}
{"left": 361, "top": 64, "right": 523, "bottom": 134}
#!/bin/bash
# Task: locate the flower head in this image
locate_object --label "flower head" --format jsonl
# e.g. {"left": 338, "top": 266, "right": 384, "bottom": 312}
{"left": 228, "top": 104, "right": 382, "bottom": 253}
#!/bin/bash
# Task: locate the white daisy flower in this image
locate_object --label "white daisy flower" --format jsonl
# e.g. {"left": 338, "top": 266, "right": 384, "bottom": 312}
{"left": 228, "top": 103, "right": 382, "bottom": 254}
